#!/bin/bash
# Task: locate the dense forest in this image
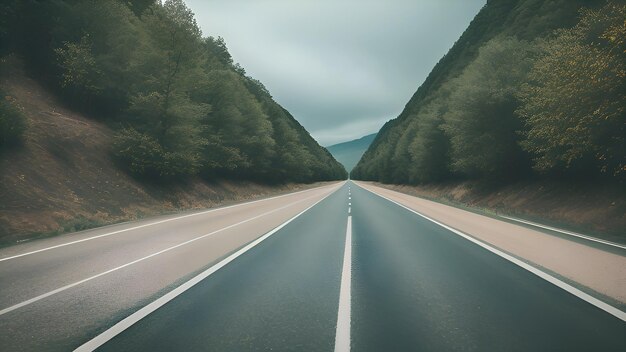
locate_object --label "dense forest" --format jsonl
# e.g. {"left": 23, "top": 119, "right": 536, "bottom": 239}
{"left": 0, "top": 0, "right": 346, "bottom": 183}
{"left": 352, "top": 0, "right": 624, "bottom": 185}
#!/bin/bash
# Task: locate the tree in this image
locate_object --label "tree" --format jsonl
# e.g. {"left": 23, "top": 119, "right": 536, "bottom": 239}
{"left": 518, "top": 2, "right": 626, "bottom": 177}
{"left": 204, "top": 36, "right": 233, "bottom": 67}
{"left": 0, "top": 92, "right": 26, "bottom": 149}
{"left": 55, "top": 35, "right": 102, "bottom": 103}
{"left": 407, "top": 105, "right": 451, "bottom": 184}
{"left": 196, "top": 70, "right": 275, "bottom": 178}
{"left": 112, "top": 0, "right": 210, "bottom": 179}
{"left": 390, "top": 119, "right": 418, "bottom": 183}
{"left": 125, "top": 0, "right": 156, "bottom": 15}
{"left": 442, "top": 36, "right": 535, "bottom": 180}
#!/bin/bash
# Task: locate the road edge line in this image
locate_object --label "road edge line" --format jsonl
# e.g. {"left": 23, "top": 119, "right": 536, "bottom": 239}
{"left": 0, "top": 182, "right": 343, "bottom": 262}
{"left": 498, "top": 215, "right": 626, "bottom": 250}
{"left": 354, "top": 182, "right": 626, "bottom": 322}
{"left": 334, "top": 215, "right": 352, "bottom": 352}
{"left": 73, "top": 185, "right": 340, "bottom": 352}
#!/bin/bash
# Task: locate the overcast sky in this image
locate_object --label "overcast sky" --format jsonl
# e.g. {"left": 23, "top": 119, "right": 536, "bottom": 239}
{"left": 185, "top": 0, "right": 486, "bottom": 146}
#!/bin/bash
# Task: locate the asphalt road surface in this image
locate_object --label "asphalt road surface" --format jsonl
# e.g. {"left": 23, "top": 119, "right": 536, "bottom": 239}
{"left": 0, "top": 181, "right": 624, "bottom": 351}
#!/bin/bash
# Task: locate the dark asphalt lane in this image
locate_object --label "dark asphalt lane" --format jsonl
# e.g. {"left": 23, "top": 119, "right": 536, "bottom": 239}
{"left": 350, "top": 182, "right": 626, "bottom": 351}
{"left": 98, "top": 184, "right": 351, "bottom": 351}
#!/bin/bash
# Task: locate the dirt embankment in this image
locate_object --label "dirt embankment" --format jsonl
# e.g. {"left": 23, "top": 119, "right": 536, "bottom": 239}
{"left": 367, "top": 180, "right": 625, "bottom": 243}
{"left": 0, "top": 58, "right": 331, "bottom": 245}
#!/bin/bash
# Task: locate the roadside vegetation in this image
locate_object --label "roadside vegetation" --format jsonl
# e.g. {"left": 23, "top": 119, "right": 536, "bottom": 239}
{"left": 0, "top": 88, "right": 26, "bottom": 149}
{"left": 1, "top": 0, "right": 346, "bottom": 183}
{"left": 352, "top": 1, "right": 625, "bottom": 186}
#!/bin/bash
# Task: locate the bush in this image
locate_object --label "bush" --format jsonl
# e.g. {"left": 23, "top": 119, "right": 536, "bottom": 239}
{"left": 0, "top": 93, "right": 26, "bottom": 148}
{"left": 112, "top": 128, "right": 200, "bottom": 179}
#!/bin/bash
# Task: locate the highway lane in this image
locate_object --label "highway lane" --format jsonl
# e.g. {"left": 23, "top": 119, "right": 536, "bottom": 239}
{"left": 0, "top": 182, "right": 342, "bottom": 351}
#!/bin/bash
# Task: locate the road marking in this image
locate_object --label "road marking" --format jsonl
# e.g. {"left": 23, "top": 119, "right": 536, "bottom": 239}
{"left": 348, "top": 207, "right": 351, "bottom": 214}
{"left": 349, "top": 196, "right": 351, "bottom": 200}
{"left": 499, "top": 215, "right": 626, "bottom": 250}
{"left": 348, "top": 203, "right": 351, "bottom": 206}
{"left": 0, "top": 183, "right": 340, "bottom": 262}
{"left": 356, "top": 183, "right": 626, "bottom": 322}
{"left": 334, "top": 216, "right": 352, "bottom": 352}
{"left": 74, "top": 190, "right": 335, "bottom": 352}
{"left": 0, "top": 189, "right": 339, "bottom": 317}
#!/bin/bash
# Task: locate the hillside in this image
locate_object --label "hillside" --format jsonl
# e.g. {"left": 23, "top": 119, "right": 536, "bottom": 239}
{"left": 327, "top": 133, "right": 376, "bottom": 172}
{"left": 0, "top": 58, "right": 338, "bottom": 244}
{"left": 1, "top": 0, "right": 346, "bottom": 184}
{"left": 352, "top": 0, "right": 621, "bottom": 183}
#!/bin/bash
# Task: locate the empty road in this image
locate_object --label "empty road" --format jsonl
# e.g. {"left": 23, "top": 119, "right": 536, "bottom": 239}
{"left": 0, "top": 181, "right": 624, "bottom": 351}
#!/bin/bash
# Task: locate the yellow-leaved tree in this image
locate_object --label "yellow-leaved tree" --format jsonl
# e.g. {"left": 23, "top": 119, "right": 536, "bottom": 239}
{"left": 518, "top": 2, "right": 625, "bottom": 177}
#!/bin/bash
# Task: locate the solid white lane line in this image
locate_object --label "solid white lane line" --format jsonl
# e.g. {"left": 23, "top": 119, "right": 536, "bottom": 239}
{"left": 334, "top": 216, "right": 352, "bottom": 352}
{"left": 0, "top": 189, "right": 338, "bottom": 317}
{"left": 74, "top": 188, "right": 336, "bottom": 352}
{"left": 0, "top": 184, "right": 340, "bottom": 262}
{"left": 356, "top": 183, "right": 626, "bottom": 322}
{"left": 499, "top": 215, "right": 626, "bottom": 250}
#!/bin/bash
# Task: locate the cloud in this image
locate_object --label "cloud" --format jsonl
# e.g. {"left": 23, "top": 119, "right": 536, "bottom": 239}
{"left": 185, "top": 0, "right": 485, "bottom": 144}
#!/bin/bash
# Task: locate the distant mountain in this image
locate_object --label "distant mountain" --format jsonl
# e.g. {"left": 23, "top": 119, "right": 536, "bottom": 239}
{"left": 327, "top": 133, "right": 377, "bottom": 172}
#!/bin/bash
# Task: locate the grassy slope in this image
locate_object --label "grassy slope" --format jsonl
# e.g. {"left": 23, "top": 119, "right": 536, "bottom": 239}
{"left": 327, "top": 133, "right": 377, "bottom": 172}
{"left": 0, "top": 58, "right": 330, "bottom": 245}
